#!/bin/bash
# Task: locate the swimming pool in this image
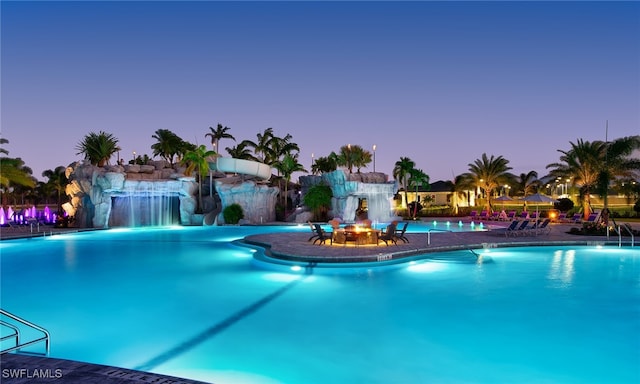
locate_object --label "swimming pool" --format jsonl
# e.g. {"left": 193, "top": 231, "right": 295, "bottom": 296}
{"left": 1, "top": 226, "right": 638, "bottom": 383}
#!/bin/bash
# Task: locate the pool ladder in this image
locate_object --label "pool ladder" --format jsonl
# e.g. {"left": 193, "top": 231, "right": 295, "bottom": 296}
{"left": 610, "top": 224, "right": 635, "bottom": 247}
{"left": 0, "top": 309, "right": 50, "bottom": 355}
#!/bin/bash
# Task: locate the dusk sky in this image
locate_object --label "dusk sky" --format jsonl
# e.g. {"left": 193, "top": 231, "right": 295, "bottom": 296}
{"left": 2, "top": 1, "right": 639, "bottom": 183}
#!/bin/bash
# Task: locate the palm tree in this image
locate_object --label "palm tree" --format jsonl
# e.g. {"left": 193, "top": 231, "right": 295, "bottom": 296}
{"left": 514, "top": 171, "right": 540, "bottom": 211}
{"left": 458, "top": 153, "right": 514, "bottom": 213}
{"left": 205, "top": 123, "right": 235, "bottom": 153}
{"left": 547, "top": 136, "right": 640, "bottom": 222}
{"left": 408, "top": 168, "right": 430, "bottom": 218}
{"left": 393, "top": 157, "right": 416, "bottom": 209}
{"left": 546, "top": 139, "right": 605, "bottom": 220}
{"left": 75, "top": 131, "right": 119, "bottom": 166}
{"left": 274, "top": 153, "right": 307, "bottom": 213}
{"left": 450, "top": 175, "right": 470, "bottom": 215}
{"left": 597, "top": 135, "right": 640, "bottom": 225}
{"left": 242, "top": 128, "right": 275, "bottom": 163}
{"left": 311, "top": 155, "right": 338, "bottom": 175}
{"left": 0, "top": 139, "right": 36, "bottom": 196}
{"left": 151, "top": 129, "right": 184, "bottom": 165}
{"left": 266, "top": 133, "right": 300, "bottom": 168}
{"left": 42, "top": 166, "right": 69, "bottom": 214}
{"left": 349, "top": 145, "right": 372, "bottom": 173}
{"left": 181, "top": 144, "right": 217, "bottom": 214}
{"left": 225, "top": 142, "right": 258, "bottom": 161}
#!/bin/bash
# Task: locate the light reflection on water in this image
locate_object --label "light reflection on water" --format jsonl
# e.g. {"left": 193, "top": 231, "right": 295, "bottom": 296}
{"left": 0, "top": 226, "right": 638, "bottom": 384}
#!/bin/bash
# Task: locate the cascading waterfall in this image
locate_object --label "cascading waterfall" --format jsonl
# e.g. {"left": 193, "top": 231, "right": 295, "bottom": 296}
{"left": 108, "top": 181, "right": 180, "bottom": 227}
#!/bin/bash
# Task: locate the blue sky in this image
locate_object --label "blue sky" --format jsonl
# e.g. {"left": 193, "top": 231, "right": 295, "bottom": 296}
{"left": 2, "top": 1, "right": 638, "bottom": 183}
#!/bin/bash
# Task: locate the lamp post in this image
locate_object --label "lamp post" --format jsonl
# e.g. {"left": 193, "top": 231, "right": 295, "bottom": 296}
{"left": 132, "top": 151, "right": 136, "bottom": 163}
{"left": 311, "top": 153, "right": 314, "bottom": 174}
{"left": 372, "top": 144, "right": 377, "bottom": 173}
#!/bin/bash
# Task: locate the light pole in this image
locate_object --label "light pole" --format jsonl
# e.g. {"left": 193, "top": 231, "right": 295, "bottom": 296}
{"left": 311, "top": 153, "right": 314, "bottom": 174}
{"left": 372, "top": 144, "right": 377, "bottom": 173}
{"left": 132, "top": 151, "right": 136, "bottom": 163}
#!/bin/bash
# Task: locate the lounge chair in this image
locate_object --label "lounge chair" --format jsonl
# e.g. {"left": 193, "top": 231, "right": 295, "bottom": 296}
{"left": 519, "top": 211, "right": 530, "bottom": 220}
{"left": 531, "top": 218, "right": 551, "bottom": 235}
{"left": 478, "top": 210, "right": 490, "bottom": 220}
{"left": 557, "top": 212, "right": 567, "bottom": 222}
{"left": 503, "top": 220, "right": 521, "bottom": 237}
{"left": 395, "top": 222, "right": 409, "bottom": 243}
{"left": 469, "top": 210, "right": 479, "bottom": 220}
{"left": 585, "top": 211, "right": 600, "bottom": 224}
{"left": 570, "top": 213, "right": 582, "bottom": 223}
{"left": 312, "top": 224, "right": 332, "bottom": 245}
{"left": 378, "top": 222, "right": 398, "bottom": 246}
{"left": 507, "top": 220, "right": 530, "bottom": 237}
{"left": 506, "top": 210, "right": 517, "bottom": 221}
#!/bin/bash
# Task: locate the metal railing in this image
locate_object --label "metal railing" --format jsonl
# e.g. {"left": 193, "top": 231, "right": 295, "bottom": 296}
{"left": 615, "top": 224, "right": 635, "bottom": 247}
{"left": 0, "top": 309, "right": 50, "bottom": 355}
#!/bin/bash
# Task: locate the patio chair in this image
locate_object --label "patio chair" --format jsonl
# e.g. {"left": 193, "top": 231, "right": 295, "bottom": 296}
{"left": 478, "top": 210, "right": 490, "bottom": 220}
{"left": 557, "top": 212, "right": 567, "bottom": 222}
{"left": 469, "top": 210, "right": 479, "bottom": 220}
{"left": 394, "top": 222, "right": 409, "bottom": 243}
{"left": 506, "top": 210, "right": 517, "bottom": 221}
{"left": 378, "top": 222, "right": 398, "bottom": 246}
{"left": 312, "top": 224, "right": 332, "bottom": 245}
{"left": 307, "top": 221, "right": 319, "bottom": 242}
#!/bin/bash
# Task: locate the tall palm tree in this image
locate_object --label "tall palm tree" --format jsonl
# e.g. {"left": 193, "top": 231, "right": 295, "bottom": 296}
{"left": 408, "top": 168, "right": 430, "bottom": 218}
{"left": 242, "top": 128, "right": 275, "bottom": 163}
{"left": 42, "top": 166, "right": 68, "bottom": 215}
{"left": 151, "top": 129, "right": 184, "bottom": 165}
{"left": 225, "top": 142, "right": 258, "bottom": 161}
{"left": 75, "top": 131, "right": 119, "bottom": 166}
{"left": 597, "top": 135, "right": 640, "bottom": 225}
{"left": 548, "top": 136, "right": 640, "bottom": 221}
{"left": 274, "top": 153, "right": 307, "bottom": 213}
{"left": 205, "top": 123, "right": 235, "bottom": 153}
{"left": 450, "top": 175, "right": 470, "bottom": 215}
{"left": 393, "top": 157, "right": 416, "bottom": 208}
{"left": 266, "top": 133, "right": 300, "bottom": 168}
{"left": 181, "top": 144, "right": 217, "bottom": 213}
{"left": 458, "top": 153, "right": 514, "bottom": 213}
{"left": 514, "top": 171, "right": 540, "bottom": 211}
{"left": 546, "top": 139, "right": 605, "bottom": 220}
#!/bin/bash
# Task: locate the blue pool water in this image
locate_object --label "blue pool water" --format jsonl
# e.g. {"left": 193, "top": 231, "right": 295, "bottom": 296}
{"left": 1, "top": 226, "right": 639, "bottom": 383}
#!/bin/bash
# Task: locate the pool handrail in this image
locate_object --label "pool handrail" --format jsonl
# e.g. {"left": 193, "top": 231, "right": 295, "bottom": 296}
{"left": 0, "top": 309, "right": 50, "bottom": 355}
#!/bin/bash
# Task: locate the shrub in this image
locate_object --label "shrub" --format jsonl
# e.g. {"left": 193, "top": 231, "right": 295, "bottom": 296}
{"left": 554, "top": 198, "right": 574, "bottom": 212}
{"left": 223, "top": 203, "right": 244, "bottom": 225}
{"left": 303, "top": 184, "right": 332, "bottom": 222}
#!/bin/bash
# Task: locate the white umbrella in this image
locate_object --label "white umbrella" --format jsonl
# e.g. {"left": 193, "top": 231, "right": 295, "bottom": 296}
{"left": 522, "top": 193, "right": 557, "bottom": 219}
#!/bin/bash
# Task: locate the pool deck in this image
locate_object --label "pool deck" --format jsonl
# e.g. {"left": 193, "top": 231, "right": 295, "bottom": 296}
{"left": 243, "top": 221, "right": 637, "bottom": 264}
{"left": 1, "top": 219, "right": 637, "bottom": 384}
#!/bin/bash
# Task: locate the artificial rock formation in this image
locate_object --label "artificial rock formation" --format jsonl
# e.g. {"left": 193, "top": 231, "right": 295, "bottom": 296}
{"left": 64, "top": 161, "right": 199, "bottom": 228}
{"left": 299, "top": 170, "right": 399, "bottom": 223}
{"left": 214, "top": 178, "right": 278, "bottom": 224}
